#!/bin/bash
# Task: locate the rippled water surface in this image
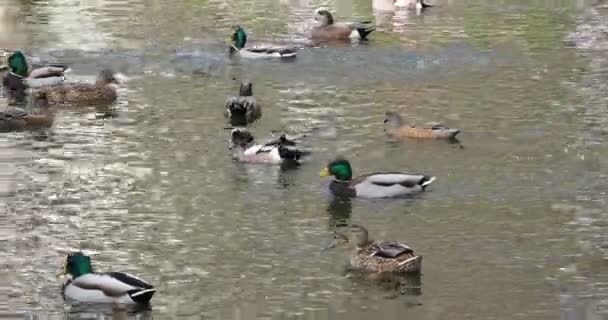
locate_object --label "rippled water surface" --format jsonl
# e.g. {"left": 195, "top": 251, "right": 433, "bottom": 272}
{"left": 2, "top": 0, "right": 608, "bottom": 319}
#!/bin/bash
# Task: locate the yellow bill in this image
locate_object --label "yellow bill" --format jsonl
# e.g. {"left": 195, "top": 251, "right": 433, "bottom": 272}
{"left": 319, "top": 167, "right": 330, "bottom": 177}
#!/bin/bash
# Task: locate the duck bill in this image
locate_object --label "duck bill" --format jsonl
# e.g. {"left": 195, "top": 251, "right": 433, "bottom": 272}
{"left": 319, "top": 167, "right": 330, "bottom": 178}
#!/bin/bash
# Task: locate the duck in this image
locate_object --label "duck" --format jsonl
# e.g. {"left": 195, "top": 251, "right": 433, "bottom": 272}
{"left": 319, "top": 157, "right": 435, "bottom": 198}
{"left": 2, "top": 50, "right": 68, "bottom": 103}
{"left": 384, "top": 111, "right": 460, "bottom": 140}
{"left": 33, "top": 69, "right": 119, "bottom": 106}
{"left": 230, "top": 128, "right": 310, "bottom": 165}
{"left": 225, "top": 81, "right": 261, "bottom": 125}
{"left": 62, "top": 252, "right": 156, "bottom": 305}
{"left": 229, "top": 26, "right": 297, "bottom": 59}
{"left": 311, "top": 8, "right": 375, "bottom": 41}
{"left": 0, "top": 104, "right": 54, "bottom": 133}
{"left": 396, "top": 0, "right": 432, "bottom": 10}
{"left": 328, "top": 224, "right": 422, "bottom": 273}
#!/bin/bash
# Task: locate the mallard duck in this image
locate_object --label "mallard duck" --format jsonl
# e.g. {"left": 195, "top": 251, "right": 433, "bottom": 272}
{"left": 374, "top": 0, "right": 432, "bottom": 12}
{"left": 319, "top": 158, "right": 435, "bottom": 198}
{"left": 311, "top": 9, "right": 375, "bottom": 41}
{"left": 33, "top": 69, "right": 119, "bottom": 106}
{"left": 229, "top": 26, "right": 297, "bottom": 59}
{"left": 62, "top": 252, "right": 156, "bottom": 305}
{"left": 230, "top": 128, "right": 309, "bottom": 165}
{"left": 328, "top": 224, "right": 422, "bottom": 273}
{"left": 0, "top": 105, "right": 54, "bottom": 132}
{"left": 225, "top": 82, "right": 261, "bottom": 125}
{"left": 2, "top": 50, "right": 68, "bottom": 103}
{"left": 384, "top": 111, "right": 460, "bottom": 140}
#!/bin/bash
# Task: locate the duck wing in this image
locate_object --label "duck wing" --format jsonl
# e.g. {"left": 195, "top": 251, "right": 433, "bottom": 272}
{"left": 364, "top": 172, "right": 435, "bottom": 188}
{"left": 70, "top": 273, "right": 153, "bottom": 297}
{"left": 369, "top": 241, "right": 414, "bottom": 258}
{"left": 0, "top": 108, "right": 28, "bottom": 120}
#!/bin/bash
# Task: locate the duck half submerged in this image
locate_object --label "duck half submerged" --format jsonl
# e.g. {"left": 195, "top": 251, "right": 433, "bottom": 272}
{"left": 230, "top": 26, "right": 297, "bottom": 59}
{"left": 328, "top": 224, "right": 422, "bottom": 273}
{"left": 62, "top": 252, "right": 156, "bottom": 305}
{"left": 384, "top": 111, "right": 460, "bottom": 141}
{"left": 319, "top": 157, "right": 435, "bottom": 198}
{"left": 225, "top": 82, "right": 261, "bottom": 125}
{"left": 311, "top": 9, "right": 375, "bottom": 41}
{"left": 230, "top": 128, "right": 310, "bottom": 165}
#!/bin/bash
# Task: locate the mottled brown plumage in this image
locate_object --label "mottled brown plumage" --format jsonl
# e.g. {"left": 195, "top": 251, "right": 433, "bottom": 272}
{"left": 332, "top": 225, "right": 422, "bottom": 273}
{"left": 0, "top": 107, "right": 54, "bottom": 132}
{"left": 384, "top": 111, "right": 460, "bottom": 140}
{"left": 33, "top": 69, "right": 118, "bottom": 106}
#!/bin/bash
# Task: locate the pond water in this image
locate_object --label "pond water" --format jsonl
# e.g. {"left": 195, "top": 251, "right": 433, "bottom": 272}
{"left": 2, "top": 0, "right": 608, "bottom": 319}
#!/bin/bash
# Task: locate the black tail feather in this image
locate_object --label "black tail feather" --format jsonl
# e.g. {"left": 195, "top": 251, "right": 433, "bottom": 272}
{"left": 356, "top": 27, "right": 375, "bottom": 40}
{"left": 128, "top": 289, "right": 156, "bottom": 304}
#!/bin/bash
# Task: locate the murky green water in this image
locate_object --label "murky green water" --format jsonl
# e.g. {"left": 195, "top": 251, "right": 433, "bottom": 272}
{"left": 2, "top": 0, "right": 608, "bottom": 319}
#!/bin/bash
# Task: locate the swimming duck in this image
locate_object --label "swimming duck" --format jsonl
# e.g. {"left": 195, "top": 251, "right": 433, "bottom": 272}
{"left": 62, "top": 252, "right": 156, "bottom": 305}
{"left": 2, "top": 50, "right": 68, "bottom": 102}
{"left": 230, "top": 128, "right": 310, "bottom": 165}
{"left": 328, "top": 224, "right": 422, "bottom": 273}
{"left": 319, "top": 158, "right": 435, "bottom": 198}
{"left": 225, "top": 82, "right": 261, "bottom": 125}
{"left": 374, "top": 0, "right": 432, "bottom": 12}
{"left": 311, "top": 9, "right": 375, "bottom": 41}
{"left": 0, "top": 104, "right": 54, "bottom": 133}
{"left": 33, "top": 69, "right": 119, "bottom": 106}
{"left": 384, "top": 111, "right": 460, "bottom": 140}
{"left": 229, "top": 26, "right": 297, "bottom": 59}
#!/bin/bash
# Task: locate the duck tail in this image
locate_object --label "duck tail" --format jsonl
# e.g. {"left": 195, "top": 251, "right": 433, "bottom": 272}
{"left": 128, "top": 288, "right": 156, "bottom": 304}
{"left": 356, "top": 26, "right": 375, "bottom": 40}
{"left": 446, "top": 128, "right": 460, "bottom": 139}
{"left": 420, "top": 176, "right": 436, "bottom": 189}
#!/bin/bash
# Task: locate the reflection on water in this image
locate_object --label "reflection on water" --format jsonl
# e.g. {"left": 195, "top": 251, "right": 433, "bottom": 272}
{"left": 2, "top": 0, "right": 608, "bottom": 319}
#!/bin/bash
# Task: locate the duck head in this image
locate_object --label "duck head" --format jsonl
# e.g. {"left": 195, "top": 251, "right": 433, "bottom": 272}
{"left": 64, "top": 252, "right": 94, "bottom": 278}
{"left": 384, "top": 111, "right": 404, "bottom": 130}
{"left": 96, "top": 69, "right": 119, "bottom": 86}
{"left": 324, "top": 231, "right": 349, "bottom": 250}
{"left": 230, "top": 128, "right": 255, "bottom": 148}
{"left": 239, "top": 81, "right": 253, "bottom": 97}
{"left": 350, "top": 224, "right": 372, "bottom": 247}
{"left": 8, "top": 50, "right": 29, "bottom": 77}
{"left": 232, "top": 26, "right": 248, "bottom": 50}
{"left": 320, "top": 157, "right": 353, "bottom": 181}
{"left": 314, "top": 8, "right": 334, "bottom": 26}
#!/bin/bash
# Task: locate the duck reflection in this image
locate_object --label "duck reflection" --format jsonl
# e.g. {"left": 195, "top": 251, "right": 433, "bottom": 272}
{"left": 346, "top": 269, "right": 423, "bottom": 298}
{"left": 326, "top": 195, "right": 352, "bottom": 228}
{"left": 65, "top": 303, "right": 152, "bottom": 320}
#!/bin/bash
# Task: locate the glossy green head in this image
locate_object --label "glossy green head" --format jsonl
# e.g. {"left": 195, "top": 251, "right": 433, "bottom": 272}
{"left": 232, "top": 26, "right": 247, "bottom": 50}
{"left": 64, "top": 252, "right": 94, "bottom": 278}
{"left": 8, "top": 50, "right": 28, "bottom": 77}
{"left": 320, "top": 158, "right": 353, "bottom": 181}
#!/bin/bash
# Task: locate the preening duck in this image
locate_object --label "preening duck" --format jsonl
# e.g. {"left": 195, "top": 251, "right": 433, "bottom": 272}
{"left": 229, "top": 26, "right": 297, "bottom": 59}
{"left": 62, "top": 252, "right": 156, "bottom": 305}
{"left": 328, "top": 224, "right": 422, "bottom": 273}
{"left": 311, "top": 9, "right": 375, "bottom": 41}
{"left": 319, "top": 158, "right": 435, "bottom": 198}
{"left": 384, "top": 111, "right": 460, "bottom": 141}
{"left": 230, "top": 128, "right": 310, "bottom": 165}
{"left": 224, "top": 82, "right": 261, "bottom": 125}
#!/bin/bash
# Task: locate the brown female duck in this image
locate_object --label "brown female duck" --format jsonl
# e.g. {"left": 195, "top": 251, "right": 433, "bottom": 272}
{"left": 0, "top": 104, "right": 54, "bottom": 132}
{"left": 328, "top": 224, "right": 422, "bottom": 273}
{"left": 33, "top": 69, "right": 119, "bottom": 106}
{"left": 384, "top": 111, "right": 460, "bottom": 140}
